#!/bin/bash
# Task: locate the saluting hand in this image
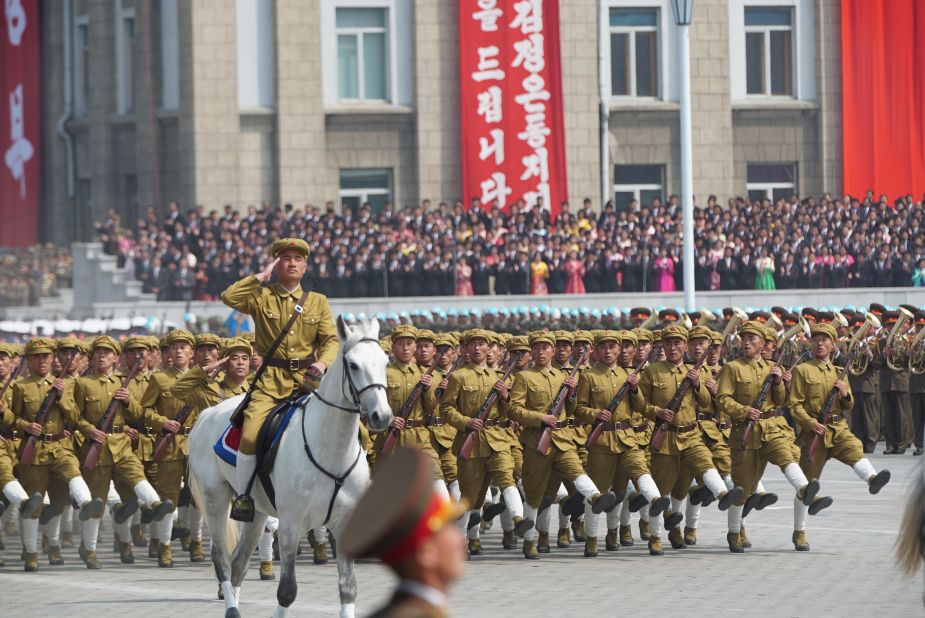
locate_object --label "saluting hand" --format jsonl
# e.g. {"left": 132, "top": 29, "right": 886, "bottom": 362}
{"left": 202, "top": 357, "right": 229, "bottom": 374}
{"left": 255, "top": 257, "right": 279, "bottom": 284}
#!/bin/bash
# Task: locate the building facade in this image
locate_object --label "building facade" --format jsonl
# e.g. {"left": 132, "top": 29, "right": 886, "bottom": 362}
{"left": 40, "top": 0, "right": 843, "bottom": 242}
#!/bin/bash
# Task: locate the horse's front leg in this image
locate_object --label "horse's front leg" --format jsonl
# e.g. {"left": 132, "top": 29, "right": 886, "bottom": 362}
{"left": 336, "top": 537, "right": 357, "bottom": 618}
{"left": 230, "top": 513, "right": 268, "bottom": 601}
{"left": 272, "top": 516, "right": 304, "bottom": 618}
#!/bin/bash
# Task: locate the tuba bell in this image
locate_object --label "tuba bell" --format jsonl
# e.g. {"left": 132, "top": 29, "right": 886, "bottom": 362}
{"left": 848, "top": 312, "right": 883, "bottom": 376}
{"left": 721, "top": 307, "right": 749, "bottom": 362}
{"left": 885, "top": 307, "right": 915, "bottom": 371}
{"left": 909, "top": 322, "right": 925, "bottom": 374}
{"left": 778, "top": 316, "right": 811, "bottom": 367}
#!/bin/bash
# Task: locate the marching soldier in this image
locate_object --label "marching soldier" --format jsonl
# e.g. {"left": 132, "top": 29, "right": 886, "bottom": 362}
{"left": 418, "top": 330, "right": 460, "bottom": 502}
{"left": 69, "top": 336, "right": 173, "bottom": 568}
{"left": 716, "top": 321, "right": 832, "bottom": 553}
{"left": 575, "top": 330, "right": 669, "bottom": 558}
{"left": 140, "top": 329, "right": 197, "bottom": 567}
{"left": 440, "top": 329, "right": 532, "bottom": 556}
{"left": 11, "top": 337, "right": 104, "bottom": 571}
{"left": 507, "top": 332, "right": 618, "bottom": 559}
{"left": 639, "top": 325, "right": 744, "bottom": 556}
{"left": 790, "top": 322, "right": 892, "bottom": 551}
{"left": 221, "top": 238, "right": 340, "bottom": 522}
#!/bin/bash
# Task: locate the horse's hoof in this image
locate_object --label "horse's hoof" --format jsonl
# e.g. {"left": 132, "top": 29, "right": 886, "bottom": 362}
{"left": 225, "top": 609, "right": 241, "bottom": 618}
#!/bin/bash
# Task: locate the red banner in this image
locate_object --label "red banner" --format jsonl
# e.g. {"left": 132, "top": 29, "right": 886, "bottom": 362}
{"left": 0, "top": 0, "right": 40, "bottom": 246}
{"left": 458, "top": 0, "right": 569, "bottom": 218}
{"left": 841, "top": 0, "right": 925, "bottom": 200}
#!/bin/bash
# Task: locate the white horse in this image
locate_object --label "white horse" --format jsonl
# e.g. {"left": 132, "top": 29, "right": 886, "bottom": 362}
{"left": 897, "top": 456, "right": 925, "bottom": 606}
{"left": 188, "top": 316, "right": 392, "bottom": 618}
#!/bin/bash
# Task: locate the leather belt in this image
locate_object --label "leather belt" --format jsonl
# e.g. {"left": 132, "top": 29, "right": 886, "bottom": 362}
{"left": 551, "top": 419, "right": 574, "bottom": 429}
{"left": 733, "top": 410, "right": 782, "bottom": 428}
{"left": 108, "top": 426, "right": 124, "bottom": 434}
{"left": 265, "top": 357, "right": 315, "bottom": 371}
{"left": 666, "top": 423, "right": 697, "bottom": 434}
{"left": 633, "top": 424, "right": 650, "bottom": 433}
{"left": 824, "top": 415, "right": 844, "bottom": 424}
{"left": 402, "top": 420, "right": 429, "bottom": 428}
{"left": 40, "top": 432, "right": 69, "bottom": 443}
{"left": 427, "top": 418, "right": 446, "bottom": 427}
{"left": 180, "top": 426, "right": 192, "bottom": 436}
{"left": 715, "top": 422, "right": 729, "bottom": 430}
{"left": 696, "top": 413, "right": 715, "bottom": 421}
{"left": 602, "top": 421, "right": 632, "bottom": 431}
{"left": 141, "top": 427, "right": 156, "bottom": 436}
{"left": 0, "top": 429, "right": 21, "bottom": 439}
{"left": 483, "top": 419, "right": 512, "bottom": 428}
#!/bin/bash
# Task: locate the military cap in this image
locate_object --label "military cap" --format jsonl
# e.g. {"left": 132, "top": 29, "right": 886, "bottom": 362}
{"left": 222, "top": 337, "right": 253, "bottom": 357}
{"left": 617, "top": 330, "right": 638, "bottom": 346}
{"left": 688, "top": 311, "right": 702, "bottom": 325}
{"left": 781, "top": 313, "right": 799, "bottom": 327}
{"left": 165, "top": 329, "right": 195, "bottom": 347}
{"left": 240, "top": 332, "right": 256, "bottom": 343}
{"left": 748, "top": 311, "right": 771, "bottom": 323}
{"left": 158, "top": 336, "right": 170, "bottom": 350}
{"left": 688, "top": 326, "right": 713, "bottom": 341}
{"left": 761, "top": 325, "right": 778, "bottom": 342}
{"left": 709, "top": 330, "right": 723, "bottom": 345}
{"left": 883, "top": 310, "right": 899, "bottom": 325}
{"left": 553, "top": 330, "right": 574, "bottom": 344}
{"left": 24, "top": 337, "right": 56, "bottom": 355}
{"left": 508, "top": 336, "right": 531, "bottom": 352}
{"left": 143, "top": 335, "right": 159, "bottom": 349}
{"left": 659, "top": 309, "right": 680, "bottom": 324}
{"left": 770, "top": 306, "right": 788, "bottom": 318}
{"left": 194, "top": 333, "right": 223, "bottom": 349}
{"left": 660, "top": 325, "right": 688, "bottom": 341}
{"left": 801, "top": 307, "right": 818, "bottom": 323}
{"left": 390, "top": 324, "right": 418, "bottom": 341}
{"left": 816, "top": 311, "right": 835, "bottom": 324}
{"left": 630, "top": 307, "right": 652, "bottom": 319}
{"left": 123, "top": 336, "right": 149, "bottom": 352}
{"left": 868, "top": 303, "right": 887, "bottom": 318}
{"left": 810, "top": 323, "right": 838, "bottom": 341}
{"left": 10, "top": 343, "right": 23, "bottom": 357}
{"left": 633, "top": 328, "right": 654, "bottom": 343}
{"left": 722, "top": 307, "right": 735, "bottom": 319}
{"left": 485, "top": 331, "right": 502, "bottom": 346}
{"left": 341, "top": 448, "right": 466, "bottom": 566}
{"left": 529, "top": 332, "right": 556, "bottom": 347}
{"left": 415, "top": 329, "right": 437, "bottom": 343}
{"left": 435, "top": 333, "right": 456, "bottom": 348}
{"left": 462, "top": 329, "right": 489, "bottom": 345}
{"left": 738, "top": 321, "right": 766, "bottom": 340}
{"left": 849, "top": 313, "right": 866, "bottom": 326}
{"left": 56, "top": 337, "right": 81, "bottom": 351}
{"left": 900, "top": 304, "right": 920, "bottom": 316}
{"left": 573, "top": 330, "right": 593, "bottom": 345}
{"left": 0, "top": 343, "right": 13, "bottom": 358}
{"left": 652, "top": 330, "right": 664, "bottom": 343}
{"left": 270, "top": 237, "right": 310, "bottom": 258}
{"left": 91, "top": 336, "right": 121, "bottom": 355}
{"left": 380, "top": 338, "right": 392, "bottom": 354}
{"left": 593, "top": 331, "right": 620, "bottom": 345}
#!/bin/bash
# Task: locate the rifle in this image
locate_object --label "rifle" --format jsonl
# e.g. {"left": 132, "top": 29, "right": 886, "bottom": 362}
{"left": 536, "top": 347, "right": 591, "bottom": 455}
{"left": 82, "top": 358, "right": 145, "bottom": 470}
{"left": 806, "top": 362, "right": 852, "bottom": 463}
{"left": 378, "top": 353, "right": 445, "bottom": 456}
{"left": 434, "top": 354, "right": 466, "bottom": 402}
{"left": 0, "top": 357, "right": 26, "bottom": 402}
{"left": 152, "top": 365, "right": 222, "bottom": 461}
{"left": 740, "top": 348, "right": 809, "bottom": 447}
{"left": 648, "top": 347, "right": 710, "bottom": 452}
{"left": 585, "top": 347, "right": 656, "bottom": 449}
{"left": 19, "top": 354, "right": 77, "bottom": 466}
{"left": 459, "top": 351, "right": 523, "bottom": 460}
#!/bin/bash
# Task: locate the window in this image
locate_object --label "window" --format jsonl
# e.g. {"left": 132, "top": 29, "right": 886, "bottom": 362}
{"left": 160, "top": 0, "right": 179, "bottom": 111}
{"left": 237, "top": 0, "right": 276, "bottom": 109}
{"left": 125, "top": 174, "right": 139, "bottom": 223}
{"left": 609, "top": 8, "right": 659, "bottom": 98}
{"left": 746, "top": 163, "right": 796, "bottom": 201}
{"left": 116, "top": 11, "right": 136, "bottom": 114}
{"left": 74, "top": 18, "right": 90, "bottom": 116}
{"left": 336, "top": 8, "right": 389, "bottom": 102}
{"left": 745, "top": 7, "right": 793, "bottom": 96}
{"left": 339, "top": 169, "right": 392, "bottom": 213}
{"left": 613, "top": 164, "right": 664, "bottom": 210}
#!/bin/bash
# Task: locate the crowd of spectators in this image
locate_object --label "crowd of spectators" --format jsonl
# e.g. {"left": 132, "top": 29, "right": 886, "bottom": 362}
{"left": 0, "top": 245, "right": 72, "bottom": 307}
{"left": 89, "top": 191, "right": 925, "bottom": 303}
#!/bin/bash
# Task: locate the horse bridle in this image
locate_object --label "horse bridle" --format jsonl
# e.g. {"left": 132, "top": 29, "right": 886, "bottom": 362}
{"left": 308, "top": 337, "right": 387, "bottom": 415}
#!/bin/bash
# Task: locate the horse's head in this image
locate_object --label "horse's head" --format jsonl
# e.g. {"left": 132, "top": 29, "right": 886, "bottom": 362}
{"left": 336, "top": 315, "right": 392, "bottom": 431}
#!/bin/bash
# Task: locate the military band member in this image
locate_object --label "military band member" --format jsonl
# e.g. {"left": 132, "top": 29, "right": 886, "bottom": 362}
{"left": 70, "top": 336, "right": 173, "bottom": 568}
{"left": 507, "top": 332, "right": 618, "bottom": 559}
{"left": 910, "top": 312, "right": 925, "bottom": 456}
{"left": 575, "top": 330, "right": 669, "bottom": 558}
{"left": 848, "top": 311, "right": 883, "bottom": 453}
{"left": 881, "top": 310, "right": 913, "bottom": 454}
{"left": 790, "top": 323, "right": 892, "bottom": 551}
{"left": 716, "top": 322, "right": 832, "bottom": 553}
{"left": 440, "top": 329, "right": 532, "bottom": 556}
{"left": 11, "top": 338, "right": 104, "bottom": 572}
{"left": 639, "top": 325, "right": 744, "bottom": 556}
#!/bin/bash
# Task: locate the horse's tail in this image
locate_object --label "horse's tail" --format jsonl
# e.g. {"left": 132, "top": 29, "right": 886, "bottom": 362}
{"left": 896, "top": 456, "right": 925, "bottom": 576}
{"left": 188, "top": 453, "right": 240, "bottom": 551}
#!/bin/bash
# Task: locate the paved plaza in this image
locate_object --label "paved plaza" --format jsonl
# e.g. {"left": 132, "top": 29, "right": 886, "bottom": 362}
{"left": 1, "top": 449, "right": 922, "bottom": 618}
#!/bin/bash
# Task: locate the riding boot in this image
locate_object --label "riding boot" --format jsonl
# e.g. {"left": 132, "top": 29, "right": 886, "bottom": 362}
{"left": 232, "top": 453, "right": 258, "bottom": 522}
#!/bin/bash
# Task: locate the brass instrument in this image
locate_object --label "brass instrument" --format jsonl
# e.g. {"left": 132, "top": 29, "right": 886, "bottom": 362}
{"left": 847, "top": 312, "right": 883, "bottom": 375}
{"left": 679, "top": 312, "right": 693, "bottom": 330}
{"left": 908, "top": 323, "right": 925, "bottom": 374}
{"left": 834, "top": 311, "right": 850, "bottom": 329}
{"left": 722, "top": 307, "right": 749, "bottom": 362}
{"left": 777, "top": 316, "right": 811, "bottom": 366}
{"left": 638, "top": 310, "right": 658, "bottom": 330}
{"left": 698, "top": 308, "right": 718, "bottom": 325}
{"left": 885, "top": 307, "right": 915, "bottom": 371}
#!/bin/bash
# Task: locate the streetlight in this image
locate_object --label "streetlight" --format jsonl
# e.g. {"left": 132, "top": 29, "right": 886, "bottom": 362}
{"left": 671, "top": 0, "right": 695, "bottom": 312}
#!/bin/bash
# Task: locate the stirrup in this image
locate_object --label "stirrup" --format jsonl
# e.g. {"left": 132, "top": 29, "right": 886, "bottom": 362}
{"left": 230, "top": 494, "right": 255, "bottom": 522}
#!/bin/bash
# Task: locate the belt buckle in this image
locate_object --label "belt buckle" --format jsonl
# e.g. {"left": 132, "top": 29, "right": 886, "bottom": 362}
{"left": 41, "top": 433, "right": 52, "bottom": 443}
{"left": 289, "top": 359, "right": 299, "bottom": 371}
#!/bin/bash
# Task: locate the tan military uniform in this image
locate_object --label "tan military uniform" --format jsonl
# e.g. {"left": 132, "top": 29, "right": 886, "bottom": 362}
{"left": 141, "top": 367, "right": 193, "bottom": 506}
{"left": 507, "top": 366, "right": 581, "bottom": 508}
{"left": 716, "top": 357, "right": 792, "bottom": 503}
{"left": 790, "top": 358, "right": 862, "bottom": 481}
{"left": 440, "top": 363, "right": 515, "bottom": 508}
{"left": 221, "top": 275, "right": 340, "bottom": 454}
{"left": 428, "top": 367, "right": 458, "bottom": 485}
{"left": 170, "top": 365, "right": 249, "bottom": 412}
{"left": 377, "top": 361, "right": 441, "bottom": 478}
